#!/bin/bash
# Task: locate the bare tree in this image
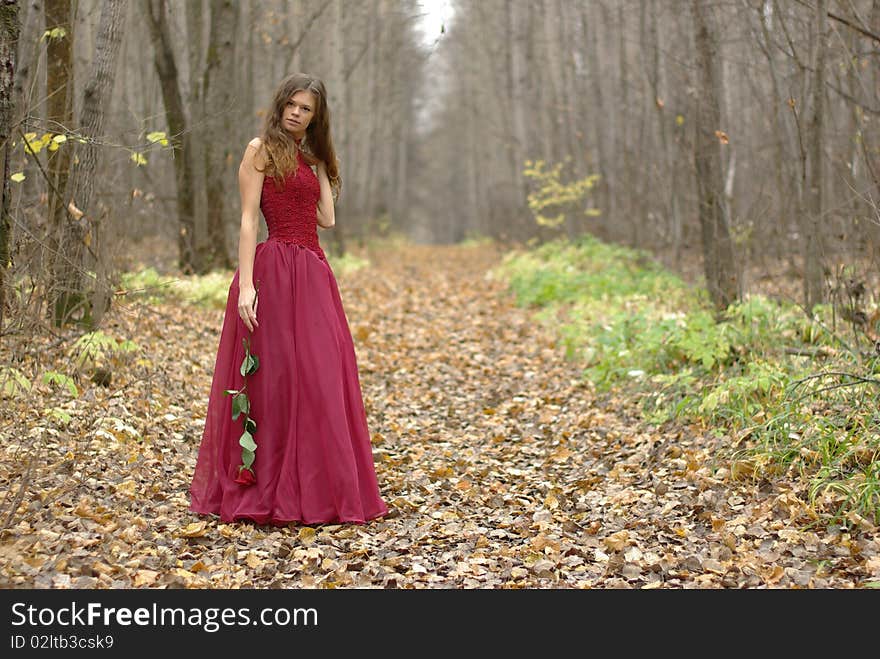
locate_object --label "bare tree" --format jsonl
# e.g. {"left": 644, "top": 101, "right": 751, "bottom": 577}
{"left": 141, "top": 0, "right": 197, "bottom": 274}
{"left": 804, "top": 0, "right": 828, "bottom": 311}
{"left": 584, "top": 1, "right": 611, "bottom": 234}
{"left": 201, "top": 0, "right": 237, "bottom": 270}
{"left": 507, "top": 1, "right": 528, "bottom": 206}
{"left": 52, "top": 0, "right": 128, "bottom": 328}
{"left": 44, "top": 0, "right": 75, "bottom": 325}
{"left": 2, "top": 0, "right": 424, "bottom": 340}
{"left": 0, "top": 0, "right": 20, "bottom": 335}
{"left": 691, "top": 0, "right": 739, "bottom": 310}
{"left": 867, "top": 0, "right": 880, "bottom": 261}
{"left": 184, "top": 0, "right": 207, "bottom": 272}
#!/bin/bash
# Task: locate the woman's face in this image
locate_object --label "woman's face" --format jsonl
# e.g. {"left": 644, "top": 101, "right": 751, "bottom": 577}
{"left": 282, "top": 89, "right": 317, "bottom": 139}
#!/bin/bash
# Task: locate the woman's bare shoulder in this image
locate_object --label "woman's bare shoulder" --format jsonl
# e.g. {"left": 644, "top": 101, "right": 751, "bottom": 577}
{"left": 244, "top": 137, "right": 267, "bottom": 169}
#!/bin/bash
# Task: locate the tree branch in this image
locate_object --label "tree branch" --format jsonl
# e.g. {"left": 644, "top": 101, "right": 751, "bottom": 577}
{"left": 792, "top": 0, "right": 880, "bottom": 44}
{"left": 286, "top": 1, "right": 332, "bottom": 72}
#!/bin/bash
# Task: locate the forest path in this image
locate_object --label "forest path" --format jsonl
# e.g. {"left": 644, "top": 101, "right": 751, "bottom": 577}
{"left": 1, "top": 242, "right": 873, "bottom": 588}
{"left": 340, "top": 242, "right": 870, "bottom": 588}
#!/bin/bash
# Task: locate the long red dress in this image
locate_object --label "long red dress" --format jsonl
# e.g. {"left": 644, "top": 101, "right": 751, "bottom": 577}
{"left": 189, "top": 144, "right": 389, "bottom": 526}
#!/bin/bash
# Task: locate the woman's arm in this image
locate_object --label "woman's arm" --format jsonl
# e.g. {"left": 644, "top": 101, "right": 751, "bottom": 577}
{"left": 237, "top": 138, "right": 266, "bottom": 332}
{"left": 315, "top": 160, "right": 335, "bottom": 228}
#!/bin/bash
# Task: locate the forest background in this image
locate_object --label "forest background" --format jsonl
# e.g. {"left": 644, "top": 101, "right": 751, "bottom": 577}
{"left": 1, "top": 0, "right": 879, "bottom": 589}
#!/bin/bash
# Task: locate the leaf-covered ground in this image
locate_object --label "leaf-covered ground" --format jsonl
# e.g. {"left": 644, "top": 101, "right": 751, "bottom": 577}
{"left": 1, "top": 242, "right": 878, "bottom": 588}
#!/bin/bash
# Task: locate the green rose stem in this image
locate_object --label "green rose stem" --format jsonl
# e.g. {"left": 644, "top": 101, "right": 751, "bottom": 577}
{"left": 224, "top": 287, "right": 260, "bottom": 485}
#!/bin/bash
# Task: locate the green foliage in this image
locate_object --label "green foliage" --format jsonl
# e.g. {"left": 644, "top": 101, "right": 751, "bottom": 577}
{"left": 15, "top": 127, "right": 171, "bottom": 183}
{"left": 119, "top": 268, "right": 174, "bottom": 305}
{"left": 69, "top": 331, "right": 139, "bottom": 370}
{"left": 522, "top": 159, "right": 601, "bottom": 228}
{"left": 121, "top": 251, "right": 370, "bottom": 312}
{"left": 146, "top": 131, "right": 169, "bottom": 147}
{"left": 41, "top": 371, "right": 79, "bottom": 398}
{"left": 461, "top": 233, "right": 494, "bottom": 248}
{"left": 120, "top": 268, "right": 230, "bottom": 310}
{"left": 173, "top": 272, "right": 232, "bottom": 309}
{"left": 331, "top": 252, "right": 371, "bottom": 278}
{"left": 580, "top": 308, "right": 737, "bottom": 386}
{"left": 0, "top": 366, "right": 32, "bottom": 399}
{"left": 695, "top": 360, "right": 789, "bottom": 425}
{"left": 492, "top": 233, "right": 880, "bottom": 523}
{"left": 43, "top": 407, "right": 72, "bottom": 425}
{"left": 240, "top": 353, "right": 259, "bottom": 377}
{"left": 734, "top": 368, "right": 880, "bottom": 523}
{"left": 19, "top": 131, "right": 69, "bottom": 157}
{"left": 498, "top": 235, "right": 694, "bottom": 309}
{"left": 224, "top": 336, "right": 260, "bottom": 481}
{"left": 231, "top": 392, "right": 249, "bottom": 420}
{"left": 41, "top": 27, "right": 68, "bottom": 41}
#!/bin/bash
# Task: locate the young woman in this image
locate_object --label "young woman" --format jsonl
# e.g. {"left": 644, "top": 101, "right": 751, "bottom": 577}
{"left": 189, "top": 73, "right": 389, "bottom": 526}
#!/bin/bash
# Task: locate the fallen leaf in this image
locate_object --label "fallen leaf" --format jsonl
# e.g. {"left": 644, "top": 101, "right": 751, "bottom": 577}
{"left": 178, "top": 521, "right": 208, "bottom": 538}
{"left": 603, "top": 530, "right": 630, "bottom": 552}
{"left": 133, "top": 570, "right": 159, "bottom": 587}
{"left": 298, "top": 527, "right": 317, "bottom": 545}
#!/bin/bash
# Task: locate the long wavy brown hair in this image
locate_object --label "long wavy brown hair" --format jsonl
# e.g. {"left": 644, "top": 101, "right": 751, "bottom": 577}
{"left": 258, "top": 73, "right": 341, "bottom": 197}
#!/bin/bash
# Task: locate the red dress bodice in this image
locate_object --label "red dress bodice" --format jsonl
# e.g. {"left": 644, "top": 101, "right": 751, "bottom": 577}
{"left": 260, "top": 150, "right": 325, "bottom": 260}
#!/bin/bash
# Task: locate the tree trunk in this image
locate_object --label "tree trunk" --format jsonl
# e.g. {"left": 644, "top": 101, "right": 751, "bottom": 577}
{"left": 507, "top": 1, "right": 528, "bottom": 205}
{"left": 0, "top": 0, "right": 20, "bottom": 335}
{"left": 862, "top": 0, "right": 880, "bottom": 263}
{"left": 756, "top": 0, "right": 792, "bottom": 264}
{"left": 691, "top": 0, "right": 739, "bottom": 310}
{"left": 202, "top": 0, "right": 237, "bottom": 271}
{"left": 141, "top": 0, "right": 198, "bottom": 274}
{"left": 556, "top": 0, "right": 578, "bottom": 178}
{"left": 185, "top": 0, "right": 207, "bottom": 272}
{"left": 59, "top": 0, "right": 127, "bottom": 327}
{"left": 45, "top": 0, "right": 76, "bottom": 326}
{"left": 584, "top": 3, "right": 611, "bottom": 239}
{"left": 245, "top": 0, "right": 254, "bottom": 142}
{"left": 644, "top": 0, "right": 680, "bottom": 261}
{"left": 359, "top": 0, "right": 378, "bottom": 234}
{"left": 804, "top": 0, "right": 827, "bottom": 311}
{"left": 329, "top": 0, "right": 346, "bottom": 257}
{"left": 618, "top": 4, "right": 634, "bottom": 247}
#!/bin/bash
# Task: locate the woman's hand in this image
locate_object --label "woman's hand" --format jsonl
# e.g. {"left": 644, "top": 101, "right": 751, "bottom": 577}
{"left": 238, "top": 284, "right": 259, "bottom": 332}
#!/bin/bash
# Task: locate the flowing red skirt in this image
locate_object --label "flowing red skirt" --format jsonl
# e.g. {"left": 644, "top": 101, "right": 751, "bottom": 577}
{"left": 189, "top": 238, "right": 389, "bottom": 526}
